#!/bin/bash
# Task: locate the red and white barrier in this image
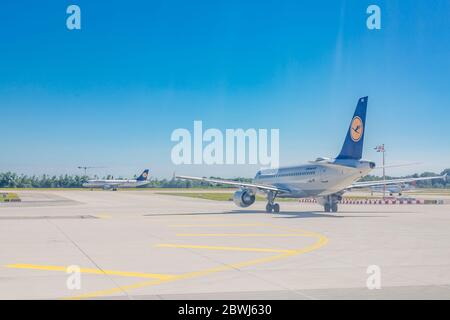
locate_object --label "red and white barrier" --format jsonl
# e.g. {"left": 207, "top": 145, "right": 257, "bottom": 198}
{"left": 298, "top": 198, "right": 444, "bottom": 205}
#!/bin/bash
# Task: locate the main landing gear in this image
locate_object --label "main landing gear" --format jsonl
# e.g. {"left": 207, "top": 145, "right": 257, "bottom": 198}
{"left": 265, "top": 191, "right": 280, "bottom": 213}
{"left": 322, "top": 195, "right": 340, "bottom": 213}
{"left": 324, "top": 202, "right": 338, "bottom": 213}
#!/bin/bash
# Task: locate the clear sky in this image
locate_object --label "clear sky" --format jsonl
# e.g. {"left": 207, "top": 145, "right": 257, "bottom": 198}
{"left": 1, "top": 0, "right": 449, "bottom": 178}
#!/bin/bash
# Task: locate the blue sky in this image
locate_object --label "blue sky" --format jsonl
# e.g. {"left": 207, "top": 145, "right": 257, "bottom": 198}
{"left": 1, "top": 0, "right": 449, "bottom": 178}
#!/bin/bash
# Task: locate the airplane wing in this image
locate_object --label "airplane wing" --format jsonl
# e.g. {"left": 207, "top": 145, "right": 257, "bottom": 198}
{"left": 176, "top": 175, "right": 290, "bottom": 193}
{"left": 349, "top": 174, "right": 447, "bottom": 189}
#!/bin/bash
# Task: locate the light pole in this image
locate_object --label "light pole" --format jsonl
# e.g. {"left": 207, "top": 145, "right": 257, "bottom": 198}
{"left": 382, "top": 144, "right": 386, "bottom": 199}
{"left": 77, "top": 166, "right": 105, "bottom": 177}
{"left": 78, "top": 166, "right": 89, "bottom": 176}
{"left": 374, "top": 144, "right": 386, "bottom": 199}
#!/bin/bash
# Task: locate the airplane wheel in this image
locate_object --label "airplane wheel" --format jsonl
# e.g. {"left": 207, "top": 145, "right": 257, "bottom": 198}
{"left": 324, "top": 203, "right": 331, "bottom": 212}
{"left": 273, "top": 203, "right": 280, "bottom": 213}
{"left": 331, "top": 203, "right": 338, "bottom": 212}
{"left": 265, "top": 203, "right": 273, "bottom": 213}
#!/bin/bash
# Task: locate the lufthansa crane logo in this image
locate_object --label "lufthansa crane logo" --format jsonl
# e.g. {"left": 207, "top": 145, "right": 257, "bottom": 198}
{"left": 350, "top": 116, "right": 363, "bottom": 142}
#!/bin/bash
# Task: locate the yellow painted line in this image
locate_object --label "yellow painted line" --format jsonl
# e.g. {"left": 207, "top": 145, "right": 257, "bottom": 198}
{"left": 66, "top": 226, "right": 328, "bottom": 300}
{"left": 176, "top": 233, "right": 308, "bottom": 237}
{"left": 5, "top": 264, "right": 174, "bottom": 280}
{"left": 169, "top": 223, "right": 264, "bottom": 227}
{"left": 156, "top": 244, "right": 295, "bottom": 253}
{"left": 96, "top": 214, "right": 112, "bottom": 219}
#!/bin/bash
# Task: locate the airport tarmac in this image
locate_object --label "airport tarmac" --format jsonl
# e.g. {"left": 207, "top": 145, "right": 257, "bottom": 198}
{"left": 1, "top": 189, "right": 450, "bottom": 300}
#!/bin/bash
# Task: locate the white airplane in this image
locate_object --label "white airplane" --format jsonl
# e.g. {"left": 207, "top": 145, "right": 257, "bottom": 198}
{"left": 177, "top": 97, "right": 447, "bottom": 213}
{"left": 82, "top": 169, "right": 150, "bottom": 190}
{"left": 370, "top": 183, "right": 414, "bottom": 196}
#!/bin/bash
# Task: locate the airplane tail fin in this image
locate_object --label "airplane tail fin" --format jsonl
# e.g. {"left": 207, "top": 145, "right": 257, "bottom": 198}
{"left": 336, "top": 96, "right": 368, "bottom": 160}
{"left": 136, "top": 169, "right": 150, "bottom": 181}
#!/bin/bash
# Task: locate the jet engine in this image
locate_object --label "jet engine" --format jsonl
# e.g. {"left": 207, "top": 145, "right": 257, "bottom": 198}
{"left": 233, "top": 189, "right": 256, "bottom": 208}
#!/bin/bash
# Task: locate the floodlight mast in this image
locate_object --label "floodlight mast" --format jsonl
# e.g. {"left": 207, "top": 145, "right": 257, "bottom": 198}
{"left": 77, "top": 166, "right": 104, "bottom": 177}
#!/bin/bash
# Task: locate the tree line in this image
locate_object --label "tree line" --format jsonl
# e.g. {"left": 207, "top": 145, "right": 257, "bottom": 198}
{"left": 0, "top": 172, "right": 252, "bottom": 188}
{"left": 0, "top": 169, "right": 448, "bottom": 189}
{"left": 0, "top": 172, "right": 88, "bottom": 188}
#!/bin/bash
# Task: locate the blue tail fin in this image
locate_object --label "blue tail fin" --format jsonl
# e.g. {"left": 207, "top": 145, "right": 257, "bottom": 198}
{"left": 136, "top": 169, "right": 149, "bottom": 181}
{"left": 336, "top": 97, "right": 368, "bottom": 160}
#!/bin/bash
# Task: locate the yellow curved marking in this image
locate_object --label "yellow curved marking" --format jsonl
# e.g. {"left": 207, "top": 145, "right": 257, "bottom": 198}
{"left": 96, "top": 214, "right": 112, "bottom": 219}
{"left": 5, "top": 264, "right": 173, "bottom": 280}
{"left": 169, "top": 223, "right": 264, "bottom": 227}
{"left": 176, "top": 233, "right": 310, "bottom": 237}
{"left": 66, "top": 225, "right": 328, "bottom": 300}
{"left": 156, "top": 244, "right": 295, "bottom": 253}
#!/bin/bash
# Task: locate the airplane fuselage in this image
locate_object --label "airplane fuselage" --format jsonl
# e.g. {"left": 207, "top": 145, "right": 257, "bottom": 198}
{"left": 82, "top": 169, "right": 150, "bottom": 189}
{"left": 82, "top": 180, "right": 150, "bottom": 189}
{"left": 253, "top": 159, "right": 375, "bottom": 198}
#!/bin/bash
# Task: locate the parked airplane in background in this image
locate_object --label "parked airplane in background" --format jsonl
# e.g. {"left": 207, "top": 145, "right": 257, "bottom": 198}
{"left": 177, "top": 97, "right": 447, "bottom": 213}
{"left": 370, "top": 183, "right": 414, "bottom": 196}
{"left": 82, "top": 169, "right": 150, "bottom": 190}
